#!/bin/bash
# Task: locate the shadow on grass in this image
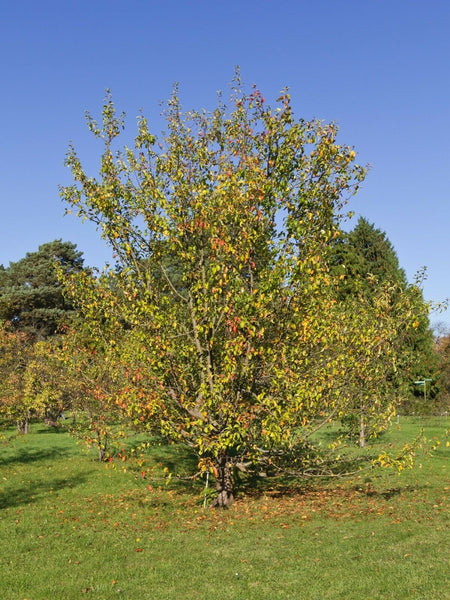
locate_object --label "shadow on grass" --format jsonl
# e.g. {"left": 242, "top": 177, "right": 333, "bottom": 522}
{"left": 233, "top": 477, "right": 424, "bottom": 508}
{"left": 149, "top": 443, "right": 198, "bottom": 476}
{"left": 319, "top": 428, "right": 391, "bottom": 447}
{"left": 234, "top": 474, "right": 317, "bottom": 500}
{"left": 0, "top": 446, "right": 73, "bottom": 468}
{"left": 360, "top": 484, "right": 419, "bottom": 499}
{"left": 0, "top": 473, "right": 89, "bottom": 510}
{"left": 35, "top": 426, "right": 69, "bottom": 434}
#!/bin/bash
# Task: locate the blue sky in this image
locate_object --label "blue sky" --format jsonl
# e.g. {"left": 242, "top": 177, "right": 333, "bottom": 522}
{"left": 1, "top": 0, "right": 449, "bottom": 325}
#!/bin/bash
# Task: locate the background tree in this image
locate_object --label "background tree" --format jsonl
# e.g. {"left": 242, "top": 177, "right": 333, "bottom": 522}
{"left": 330, "top": 216, "right": 407, "bottom": 298}
{"left": 400, "top": 279, "right": 439, "bottom": 414}
{"left": 21, "top": 337, "right": 74, "bottom": 428}
{"left": 0, "top": 240, "right": 85, "bottom": 339}
{"left": 61, "top": 80, "right": 421, "bottom": 506}
{"left": 0, "top": 241, "right": 86, "bottom": 431}
{"left": 0, "top": 322, "right": 35, "bottom": 432}
{"left": 55, "top": 272, "right": 133, "bottom": 462}
{"left": 329, "top": 217, "right": 437, "bottom": 430}
{"left": 431, "top": 330, "right": 450, "bottom": 415}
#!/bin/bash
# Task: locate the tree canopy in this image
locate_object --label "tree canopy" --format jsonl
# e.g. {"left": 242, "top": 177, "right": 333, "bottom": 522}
{"left": 0, "top": 240, "right": 85, "bottom": 339}
{"left": 330, "top": 216, "right": 407, "bottom": 299}
{"left": 60, "top": 79, "right": 426, "bottom": 505}
{"left": 329, "top": 217, "right": 437, "bottom": 422}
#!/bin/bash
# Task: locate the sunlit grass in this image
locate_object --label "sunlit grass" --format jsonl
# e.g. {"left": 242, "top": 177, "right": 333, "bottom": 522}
{"left": 0, "top": 418, "right": 448, "bottom": 599}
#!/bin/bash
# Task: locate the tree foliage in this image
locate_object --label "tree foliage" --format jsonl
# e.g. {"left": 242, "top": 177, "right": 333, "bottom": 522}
{"left": 329, "top": 218, "right": 437, "bottom": 421}
{"left": 0, "top": 241, "right": 87, "bottom": 432}
{"left": 432, "top": 331, "right": 450, "bottom": 415}
{"left": 61, "top": 79, "right": 423, "bottom": 505}
{"left": 0, "top": 323, "right": 35, "bottom": 432}
{"left": 0, "top": 240, "right": 85, "bottom": 339}
{"left": 330, "top": 216, "right": 407, "bottom": 299}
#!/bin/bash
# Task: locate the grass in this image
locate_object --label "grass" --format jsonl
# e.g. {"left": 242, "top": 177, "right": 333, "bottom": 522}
{"left": 0, "top": 418, "right": 448, "bottom": 599}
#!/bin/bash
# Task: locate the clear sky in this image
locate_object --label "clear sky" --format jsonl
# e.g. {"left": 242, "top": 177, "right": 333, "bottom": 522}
{"left": 1, "top": 0, "right": 449, "bottom": 325}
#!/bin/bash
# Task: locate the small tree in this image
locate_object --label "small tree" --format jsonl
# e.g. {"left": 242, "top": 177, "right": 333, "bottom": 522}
{"left": 22, "top": 337, "right": 73, "bottom": 427}
{"left": 329, "top": 218, "right": 436, "bottom": 439}
{"left": 61, "top": 78, "right": 420, "bottom": 505}
{"left": 433, "top": 332, "right": 450, "bottom": 415}
{"left": 52, "top": 310, "right": 127, "bottom": 461}
{"left": 0, "top": 322, "right": 35, "bottom": 433}
{"left": 0, "top": 241, "right": 87, "bottom": 431}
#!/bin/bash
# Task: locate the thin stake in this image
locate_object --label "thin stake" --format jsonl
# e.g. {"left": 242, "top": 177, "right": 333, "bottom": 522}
{"left": 203, "top": 469, "right": 210, "bottom": 508}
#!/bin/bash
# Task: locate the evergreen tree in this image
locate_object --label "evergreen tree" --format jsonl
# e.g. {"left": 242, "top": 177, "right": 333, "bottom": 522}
{"left": 330, "top": 216, "right": 407, "bottom": 299}
{"left": 0, "top": 240, "right": 85, "bottom": 339}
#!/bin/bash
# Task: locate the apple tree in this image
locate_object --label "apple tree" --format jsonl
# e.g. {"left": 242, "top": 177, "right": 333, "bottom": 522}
{"left": 61, "top": 78, "right": 419, "bottom": 505}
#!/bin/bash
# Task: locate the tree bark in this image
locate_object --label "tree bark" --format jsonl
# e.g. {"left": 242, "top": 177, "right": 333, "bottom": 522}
{"left": 211, "top": 455, "right": 234, "bottom": 508}
{"left": 359, "top": 412, "right": 366, "bottom": 448}
{"left": 17, "top": 413, "right": 30, "bottom": 434}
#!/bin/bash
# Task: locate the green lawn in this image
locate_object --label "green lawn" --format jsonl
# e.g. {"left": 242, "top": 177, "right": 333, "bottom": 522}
{"left": 0, "top": 418, "right": 448, "bottom": 599}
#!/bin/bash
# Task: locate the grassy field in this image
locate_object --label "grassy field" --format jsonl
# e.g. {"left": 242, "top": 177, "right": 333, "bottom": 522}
{"left": 0, "top": 418, "right": 448, "bottom": 600}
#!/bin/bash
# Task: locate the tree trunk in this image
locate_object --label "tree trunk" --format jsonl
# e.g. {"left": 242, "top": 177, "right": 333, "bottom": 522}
{"left": 44, "top": 409, "right": 60, "bottom": 428}
{"left": 17, "top": 413, "right": 30, "bottom": 434}
{"left": 359, "top": 412, "right": 366, "bottom": 448}
{"left": 211, "top": 455, "right": 234, "bottom": 508}
{"left": 94, "top": 423, "right": 107, "bottom": 461}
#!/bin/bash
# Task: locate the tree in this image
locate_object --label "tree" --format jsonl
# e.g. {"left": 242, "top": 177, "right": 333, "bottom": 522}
{"left": 329, "top": 218, "right": 437, "bottom": 426}
{"left": 56, "top": 279, "right": 133, "bottom": 462}
{"left": 0, "top": 241, "right": 87, "bottom": 432}
{"left": 21, "top": 337, "right": 73, "bottom": 428}
{"left": 334, "top": 285, "right": 421, "bottom": 447}
{"left": 0, "top": 322, "right": 35, "bottom": 433}
{"left": 431, "top": 330, "right": 450, "bottom": 415}
{"left": 401, "top": 280, "right": 439, "bottom": 414}
{"left": 331, "top": 216, "right": 407, "bottom": 299}
{"left": 0, "top": 240, "right": 85, "bottom": 339}
{"left": 61, "top": 79, "right": 420, "bottom": 506}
